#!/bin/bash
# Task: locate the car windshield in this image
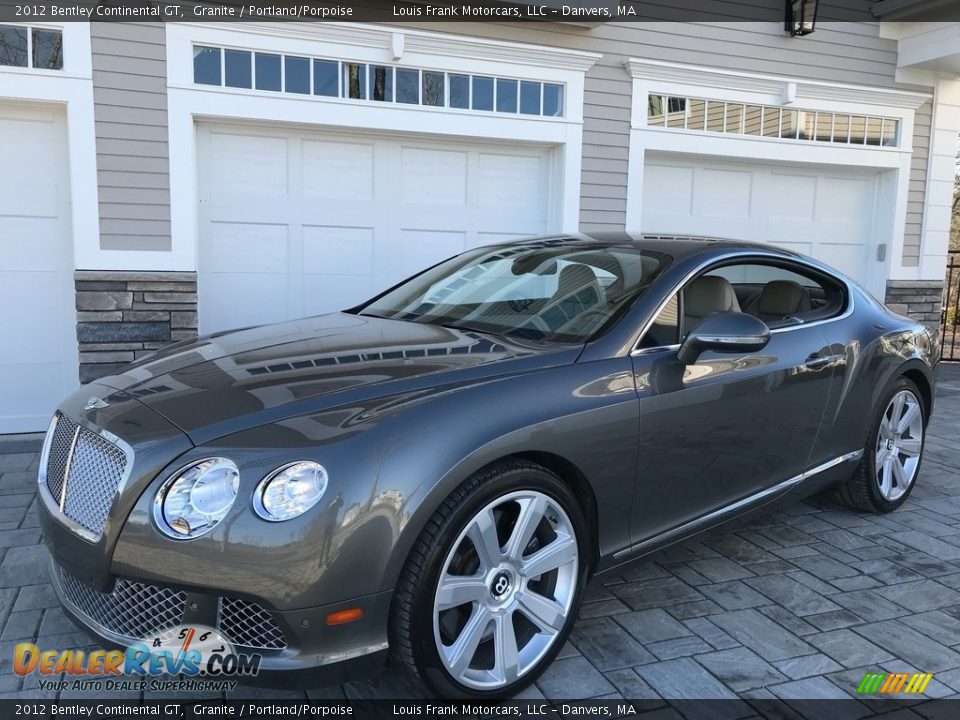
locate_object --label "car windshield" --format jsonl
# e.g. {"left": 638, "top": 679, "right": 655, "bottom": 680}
{"left": 357, "top": 241, "right": 672, "bottom": 343}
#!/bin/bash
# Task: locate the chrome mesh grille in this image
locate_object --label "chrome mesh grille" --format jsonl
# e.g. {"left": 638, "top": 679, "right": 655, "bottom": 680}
{"left": 217, "top": 597, "right": 288, "bottom": 650}
{"left": 44, "top": 415, "right": 78, "bottom": 502}
{"left": 55, "top": 565, "right": 187, "bottom": 641}
{"left": 44, "top": 413, "right": 129, "bottom": 540}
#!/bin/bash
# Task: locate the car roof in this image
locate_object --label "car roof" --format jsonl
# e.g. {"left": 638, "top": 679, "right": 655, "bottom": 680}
{"left": 504, "top": 232, "right": 800, "bottom": 262}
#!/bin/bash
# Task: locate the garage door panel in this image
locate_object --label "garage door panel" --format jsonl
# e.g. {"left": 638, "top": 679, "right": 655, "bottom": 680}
{"left": 206, "top": 222, "right": 288, "bottom": 273}
{"left": 302, "top": 226, "right": 374, "bottom": 275}
{"left": 387, "top": 230, "right": 467, "bottom": 282}
{"left": 302, "top": 274, "right": 374, "bottom": 317}
{"left": 202, "top": 273, "right": 290, "bottom": 330}
{"left": 0, "top": 107, "right": 76, "bottom": 432}
{"left": 400, "top": 147, "right": 468, "bottom": 206}
{"left": 0, "top": 217, "right": 71, "bottom": 272}
{"left": 208, "top": 132, "right": 289, "bottom": 199}
{"left": 816, "top": 177, "right": 874, "bottom": 225}
{"left": 643, "top": 154, "right": 881, "bottom": 294}
{"left": 817, "top": 243, "right": 866, "bottom": 279}
{"left": 477, "top": 153, "right": 546, "bottom": 213}
{"left": 768, "top": 174, "right": 816, "bottom": 221}
{"left": 199, "top": 124, "right": 554, "bottom": 333}
{"left": 0, "top": 181, "right": 59, "bottom": 218}
{"left": 302, "top": 140, "right": 375, "bottom": 201}
{"left": 643, "top": 164, "right": 694, "bottom": 217}
{"left": 693, "top": 169, "right": 752, "bottom": 219}
{"left": 1, "top": 361, "right": 67, "bottom": 432}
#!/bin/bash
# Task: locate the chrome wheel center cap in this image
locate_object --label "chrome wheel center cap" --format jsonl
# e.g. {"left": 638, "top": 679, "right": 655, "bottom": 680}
{"left": 887, "top": 438, "right": 897, "bottom": 452}
{"left": 490, "top": 569, "right": 514, "bottom": 601}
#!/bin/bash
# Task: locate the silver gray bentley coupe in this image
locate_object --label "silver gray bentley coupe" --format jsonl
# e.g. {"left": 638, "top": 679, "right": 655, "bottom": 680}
{"left": 38, "top": 234, "right": 937, "bottom": 697}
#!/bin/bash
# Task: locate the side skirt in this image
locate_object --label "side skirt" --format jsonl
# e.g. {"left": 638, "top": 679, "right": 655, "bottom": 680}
{"left": 602, "top": 449, "right": 864, "bottom": 569}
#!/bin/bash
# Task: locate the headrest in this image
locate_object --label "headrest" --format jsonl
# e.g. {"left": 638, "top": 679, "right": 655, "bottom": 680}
{"left": 685, "top": 276, "right": 739, "bottom": 319}
{"left": 556, "top": 264, "right": 598, "bottom": 295}
{"left": 758, "top": 280, "right": 810, "bottom": 317}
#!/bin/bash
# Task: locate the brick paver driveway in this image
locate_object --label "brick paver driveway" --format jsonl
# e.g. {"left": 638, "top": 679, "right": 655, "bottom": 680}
{"left": 0, "top": 366, "right": 958, "bottom": 701}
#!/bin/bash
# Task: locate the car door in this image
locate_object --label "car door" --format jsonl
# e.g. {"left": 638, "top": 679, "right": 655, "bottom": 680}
{"left": 627, "top": 259, "right": 838, "bottom": 543}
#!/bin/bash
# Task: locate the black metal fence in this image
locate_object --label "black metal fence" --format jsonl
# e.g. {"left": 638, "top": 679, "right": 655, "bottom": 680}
{"left": 943, "top": 250, "right": 960, "bottom": 362}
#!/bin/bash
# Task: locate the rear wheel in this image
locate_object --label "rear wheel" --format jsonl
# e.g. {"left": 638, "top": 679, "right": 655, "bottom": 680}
{"left": 390, "top": 461, "right": 589, "bottom": 698}
{"left": 835, "top": 377, "right": 926, "bottom": 513}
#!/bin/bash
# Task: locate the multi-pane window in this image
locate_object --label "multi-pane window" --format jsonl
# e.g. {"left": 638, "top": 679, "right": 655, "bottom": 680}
{"left": 193, "top": 45, "right": 565, "bottom": 118}
{"left": 648, "top": 94, "right": 899, "bottom": 147}
{"left": 0, "top": 25, "right": 63, "bottom": 69}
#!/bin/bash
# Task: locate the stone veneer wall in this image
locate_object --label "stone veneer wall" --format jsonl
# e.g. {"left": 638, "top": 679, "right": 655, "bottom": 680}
{"left": 885, "top": 280, "right": 945, "bottom": 329}
{"left": 75, "top": 271, "right": 198, "bottom": 383}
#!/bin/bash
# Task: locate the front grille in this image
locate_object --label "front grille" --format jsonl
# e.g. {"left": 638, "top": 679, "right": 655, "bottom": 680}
{"left": 55, "top": 565, "right": 187, "bottom": 641}
{"left": 217, "top": 597, "right": 288, "bottom": 650}
{"left": 43, "top": 414, "right": 129, "bottom": 540}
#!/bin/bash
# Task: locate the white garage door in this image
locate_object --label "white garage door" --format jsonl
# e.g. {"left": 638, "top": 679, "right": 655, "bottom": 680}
{"left": 642, "top": 154, "right": 887, "bottom": 296}
{"left": 0, "top": 105, "right": 78, "bottom": 433}
{"left": 197, "top": 123, "right": 555, "bottom": 334}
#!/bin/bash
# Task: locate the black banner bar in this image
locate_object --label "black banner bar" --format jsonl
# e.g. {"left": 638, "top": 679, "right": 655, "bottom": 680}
{"left": 1, "top": 0, "right": 959, "bottom": 24}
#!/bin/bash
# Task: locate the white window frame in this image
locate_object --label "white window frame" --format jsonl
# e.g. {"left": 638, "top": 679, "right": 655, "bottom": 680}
{"left": 162, "top": 22, "right": 599, "bottom": 273}
{"left": 0, "top": 23, "right": 100, "bottom": 273}
{"left": 623, "top": 58, "right": 931, "bottom": 294}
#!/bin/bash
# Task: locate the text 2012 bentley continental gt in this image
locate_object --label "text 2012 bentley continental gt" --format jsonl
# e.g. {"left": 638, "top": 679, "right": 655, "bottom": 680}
{"left": 39, "top": 234, "right": 937, "bottom": 697}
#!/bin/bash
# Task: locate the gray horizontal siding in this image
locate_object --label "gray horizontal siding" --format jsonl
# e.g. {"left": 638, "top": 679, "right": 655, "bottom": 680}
{"left": 904, "top": 100, "right": 932, "bottom": 267}
{"left": 90, "top": 21, "right": 171, "bottom": 254}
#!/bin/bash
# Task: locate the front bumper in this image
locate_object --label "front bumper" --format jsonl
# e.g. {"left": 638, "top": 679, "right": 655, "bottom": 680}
{"left": 48, "top": 557, "right": 392, "bottom": 689}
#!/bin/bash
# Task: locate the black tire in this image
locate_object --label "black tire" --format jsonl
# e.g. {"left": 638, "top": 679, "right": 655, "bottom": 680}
{"left": 389, "top": 460, "right": 590, "bottom": 699}
{"left": 834, "top": 376, "right": 927, "bottom": 513}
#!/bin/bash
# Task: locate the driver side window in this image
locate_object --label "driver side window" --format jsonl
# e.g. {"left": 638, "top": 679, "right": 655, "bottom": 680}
{"left": 638, "top": 259, "right": 847, "bottom": 349}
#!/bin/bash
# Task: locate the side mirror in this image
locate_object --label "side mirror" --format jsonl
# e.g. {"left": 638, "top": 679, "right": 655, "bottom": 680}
{"left": 677, "top": 312, "right": 771, "bottom": 365}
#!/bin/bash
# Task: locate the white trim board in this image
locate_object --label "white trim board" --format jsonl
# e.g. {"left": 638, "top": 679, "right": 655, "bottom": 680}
{"left": 162, "top": 22, "right": 598, "bottom": 273}
{"left": 625, "top": 57, "right": 931, "bottom": 114}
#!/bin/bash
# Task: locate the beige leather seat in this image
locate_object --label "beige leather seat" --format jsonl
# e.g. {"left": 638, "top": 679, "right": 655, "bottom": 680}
{"left": 683, "top": 276, "right": 741, "bottom": 335}
{"left": 743, "top": 280, "right": 811, "bottom": 323}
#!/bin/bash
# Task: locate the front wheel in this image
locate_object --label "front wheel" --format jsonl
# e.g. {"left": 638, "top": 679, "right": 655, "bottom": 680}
{"left": 390, "top": 461, "right": 590, "bottom": 698}
{"left": 835, "top": 377, "right": 926, "bottom": 513}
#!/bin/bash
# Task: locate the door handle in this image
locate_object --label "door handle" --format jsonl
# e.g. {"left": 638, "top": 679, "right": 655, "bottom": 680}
{"left": 804, "top": 353, "right": 842, "bottom": 369}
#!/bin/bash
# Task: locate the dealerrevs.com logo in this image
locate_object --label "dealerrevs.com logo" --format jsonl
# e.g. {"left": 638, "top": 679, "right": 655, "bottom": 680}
{"left": 857, "top": 671, "right": 934, "bottom": 695}
{"left": 13, "top": 625, "right": 260, "bottom": 693}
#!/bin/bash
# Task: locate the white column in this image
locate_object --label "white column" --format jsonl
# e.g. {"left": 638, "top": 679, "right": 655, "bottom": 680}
{"left": 919, "top": 76, "right": 960, "bottom": 281}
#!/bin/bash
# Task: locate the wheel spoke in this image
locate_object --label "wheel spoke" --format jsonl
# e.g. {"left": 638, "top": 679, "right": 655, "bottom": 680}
{"left": 879, "top": 457, "right": 893, "bottom": 497}
{"left": 896, "top": 401, "right": 921, "bottom": 435}
{"left": 890, "top": 392, "right": 906, "bottom": 428}
{"left": 444, "top": 604, "right": 492, "bottom": 676}
{"left": 466, "top": 508, "right": 502, "bottom": 572}
{"left": 899, "top": 437, "right": 922, "bottom": 457}
{"left": 517, "top": 590, "right": 566, "bottom": 634}
{"left": 521, "top": 531, "right": 577, "bottom": 578}
{"left": 875, "top": 447, "right": 887, "bottom": 467}
{"left": 503, "top": 495, "right": 548, "bottom": 561}
{"left": 436, "top": 574, "right": 487, "bottom": 611}
{"left": 493, "top": 613, "right": 520, "bottom": 684}
{"left": 891, "top": 456, "right": 908, "bottom": 488}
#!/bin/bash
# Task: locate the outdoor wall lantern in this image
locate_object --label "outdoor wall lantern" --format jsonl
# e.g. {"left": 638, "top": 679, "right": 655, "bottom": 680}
{"left": 785, "top": 0, "right": 818, "bottom": 36}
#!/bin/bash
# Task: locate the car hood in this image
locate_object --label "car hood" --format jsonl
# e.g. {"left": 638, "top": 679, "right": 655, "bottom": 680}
{"left": 95, "top": 312, "right": 579, "bottom": 444}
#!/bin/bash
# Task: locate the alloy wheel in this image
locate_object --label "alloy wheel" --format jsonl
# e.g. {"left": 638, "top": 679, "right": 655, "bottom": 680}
{"left": 432, "top": 490, "right": 579, "bottom": 691}
{"left": 875, "top": 389, "right": 923, "bottom": 501}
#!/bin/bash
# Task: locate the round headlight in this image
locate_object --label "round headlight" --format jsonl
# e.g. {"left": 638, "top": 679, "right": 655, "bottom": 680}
{"left": 253, "top": 461, "right": 327, "bottom": 522}
{"left": 153, "top": 458, "right": 239, "bottom": 539}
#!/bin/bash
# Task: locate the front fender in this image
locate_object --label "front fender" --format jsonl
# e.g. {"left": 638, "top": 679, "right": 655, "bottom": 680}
{"left": 374, "top": 357, "right": 638, "bottom": 596}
